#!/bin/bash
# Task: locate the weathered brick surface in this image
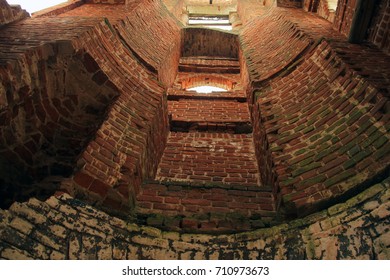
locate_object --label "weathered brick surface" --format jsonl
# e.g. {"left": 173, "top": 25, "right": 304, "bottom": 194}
{"left": 136, "top": 181, "right": 275, "bottom": 232}
{"left": 182, "top": 28, "right": 239, "bottom": 59}
{"left": 58, "top": 1, "right": 182, "bottom": 86}
{"left": 333, "top": 0, "right": 358, "bottom": 37}
{"left": 254, "top": 40, "right": 390, "bottom": 215}
{"left": 156, "top": 132, "right": 260, "bottom": 185}
{"left": 175, "top": 72, "right": 242, "bottom": 91}
{"left": 0, "top": 0, "right": 28, "bottom": 26}
{"left": 0, "top": 17, "right": 120, "bottom": 207}
{"left": 0, "top": 176, "right": 389, "bottom": 259}
{"left": 68, "top": 18, "right": 170, "bottom": 211}
{"left": 168, "top": 99, "right": 250, "bottom": 124}
{"left": 240, "top": 11, "right": 312, "bottom": 83}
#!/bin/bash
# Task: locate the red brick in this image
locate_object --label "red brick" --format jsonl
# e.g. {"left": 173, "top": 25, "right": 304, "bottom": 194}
{"left": 89, "top": 179, "right": 110, "bottom": 197}
{"left": 73, "top": 172, "right": 94, "bottom": 189}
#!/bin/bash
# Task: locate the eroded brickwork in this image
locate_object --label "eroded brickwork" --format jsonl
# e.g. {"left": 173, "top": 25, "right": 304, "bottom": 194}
{"left": 0, "top": 176, "right": 388, "bottom": 259}
{"left": 0, "top": 17, "right": 120, "bottom": 208}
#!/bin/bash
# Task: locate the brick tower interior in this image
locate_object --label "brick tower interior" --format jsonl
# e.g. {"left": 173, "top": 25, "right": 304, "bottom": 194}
{"left": 0, "top": 0, "right": 389, "bottom": 259}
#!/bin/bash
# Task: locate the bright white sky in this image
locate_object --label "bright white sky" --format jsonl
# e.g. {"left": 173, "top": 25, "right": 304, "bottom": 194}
{"left": 7, "top": 0, "right": 67, "bottom": 13}
{"left": 188, "top": 86, "right": 227, "bottom": 93}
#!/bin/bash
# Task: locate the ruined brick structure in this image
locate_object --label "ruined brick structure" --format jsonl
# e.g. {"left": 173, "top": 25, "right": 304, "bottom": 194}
{"left": 0, "top": 0, "right": 389, "bottom": 259}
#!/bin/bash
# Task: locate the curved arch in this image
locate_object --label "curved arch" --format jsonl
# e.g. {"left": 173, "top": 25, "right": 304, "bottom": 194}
{"left": 176, "top": 73, "right": 240, "bottom": 91}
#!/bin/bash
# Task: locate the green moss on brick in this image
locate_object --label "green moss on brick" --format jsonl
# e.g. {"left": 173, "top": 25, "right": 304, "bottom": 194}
{"left": 347, "top": 109, "right": 364, "bottom": 125}
{"left": 309, "top": 134, "right": 321, "bottom": 143}
{"left": 373, "top": 136, "right": 388, "bottom": 149}
{"left": 343, "top": 159, "right": 356, "bottom": 169}
{"left": 302, "top": 125, "right": 315, "bottom": 134}
{"left": 373, "top": 142, "right": 390, "bottom": 160}
{"left": 323, "top": 169, "right": 356, "bottom": 187}
{"left": 292, "top": 162, "right": 322, "bottom": 177}
{"left": 352, "top": 150, "right": 371, "bottom": 162}
{"left": 296, "top": 175, "right": 327, "bottom": 188}
{"left": 295, "top": 148, "right": 308, "bottom": 156}
{"left": 334, "top": 123, "right": 348, "bottom": 135}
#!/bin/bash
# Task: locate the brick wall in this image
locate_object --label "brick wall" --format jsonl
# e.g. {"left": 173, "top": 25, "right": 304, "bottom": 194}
{"left": 68, "top": 18, "right": 169, "bottom": 212}
{"left": 1, "top": 176, "right": 388, "bottom": 259}
{"left": 256, "top": 40, "right": 390, "bottom": 216}
{"left": 58, "top": 1, "right": 182, "bottom": 87}
{"left": 155, "top": 132, "right": 260, "bottom": 185}
{"left": 0, "top": 17, "right": 119, "bottom": 208}
{"left": 0, "top": 0, "right": 180, "bottom": 211}
{"left": 174, "top": 73, "right": 241, "bottom": 90}
{"left": 115, "top": 0, "right": 181, "bottom": 86}
{"left": 0, "top": 0, "right": 28, "bottom": 26}
{"left": 333, "top": 0, "right": 358, "bottom": 37}
{"left": 182, "top": 28, "right": 239, "bottom": 59}
{"left": 240, "top": 11, "right": 312, "bottom": 83}
{"left": 367, "top": 0, "right": 390, "bottom": 55}
{"left": 277, "top": 0, "right": 303, "bottom": 8}
{"left": 137, "top": 181, "right": 275, "bottom": 232}
{"left": 240, "top": 6, "right": 390, "bottom": 217}
{"left": 168, "top": 100, "right": 250, "bottom": 123}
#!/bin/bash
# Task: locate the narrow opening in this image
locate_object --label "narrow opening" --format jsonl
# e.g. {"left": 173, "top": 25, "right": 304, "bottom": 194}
{"left": 187, "top": 86, "right": 228, "bottom": 93}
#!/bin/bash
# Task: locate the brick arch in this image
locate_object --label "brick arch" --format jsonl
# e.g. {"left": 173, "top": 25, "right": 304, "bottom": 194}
{"left": 177, "top": 74, "right": 239, "bottom": 90}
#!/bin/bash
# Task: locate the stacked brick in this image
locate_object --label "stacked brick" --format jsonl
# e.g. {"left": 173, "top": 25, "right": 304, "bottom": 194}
{"left": 134, "top": 25, "right": 276, "bottom": 231}
{"left": 113, "top": 0, "right": 182, "bottom": 86}
{"left": 0, "top": 176, "right": 389, "bottom": 259}
{"left": 65, "top": 9, "right": 173, "bottom": 211}
{"left": 240, "top": 12, "right": 312, "bottom": 83}
{"left": 175, "top": 73, "right": 241, "bottom": 90}
{"left": 183, "top": 28, "right": 239, "bottom": 59}
{"left": 0, "top": 0, "right": 28, "bottom": 26}
{"left": 257, "top": 40, "right": 390, "bottom": 215}
{"left": 155, "top": 132, "right": 260, "bottom": 185}
{"left": 58, "top": 1, "right": 182, "bottom": 86}
{"left": 168, "top": 100, "right": 251, "bottom": 127}
{"left": 137, "top": 88, "right": 273, "bottom": 230}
